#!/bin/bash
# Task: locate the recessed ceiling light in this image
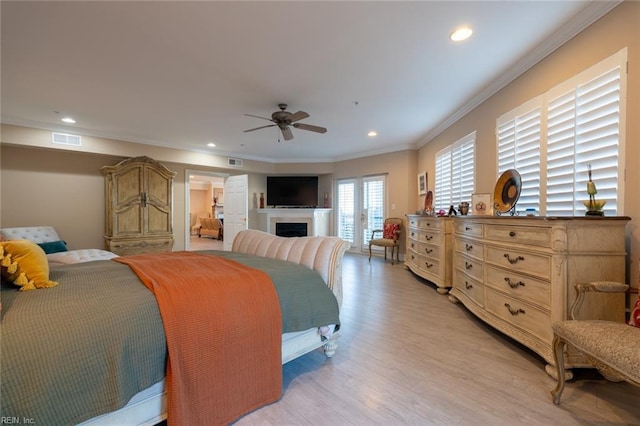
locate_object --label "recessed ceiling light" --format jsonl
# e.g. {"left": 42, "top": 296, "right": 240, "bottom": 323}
{"left": 207, "top": 142, "right": 216, "bottom": 147}
{"left": 368, "top": 131, "right": 378, "bottom": 137}
{"left": 61, "top": 116, "right": 76, "bottom": 124}
{"left": 450, "top": 27, "right": 473, "bottom": 42}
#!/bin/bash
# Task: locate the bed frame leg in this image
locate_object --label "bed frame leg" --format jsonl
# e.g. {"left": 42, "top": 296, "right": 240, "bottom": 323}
{"left": 323, "top": 337, "right": 339, "bottom": 358}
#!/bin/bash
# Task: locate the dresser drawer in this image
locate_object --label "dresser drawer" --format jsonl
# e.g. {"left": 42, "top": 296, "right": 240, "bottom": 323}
{"left": 416, "top": 253, "right": 440, "bottom": 274}
{"left": 485, "top": 265, "right": 550, "bottom": 309}
{"left": 485, "top": 290, "right": 552, "bottom": 342}
{"left": 454, "top": 254, "right": 483, "bottom": 282}
{"left": 485, "top": 246, "right": 551, "bottom": 280}
{"left": 454, "top": 271, "right": 484, "bottom": 307}
{"left": 417, "top": 230, "right": 439, "bottom": 245}
{"left": 485, "top": 224, "right": 551, "bottom": 248}
{"left": 417, "top": 218, "right": 441, "bottom": 230}
{"left": 454, "top": 237, "right": 483, "bottom": 261}
{"left": 454, "top": 221, "right": 483, "bottom": 238}
{"left": 417, "top": 241, "right": 440, "bottom": 260}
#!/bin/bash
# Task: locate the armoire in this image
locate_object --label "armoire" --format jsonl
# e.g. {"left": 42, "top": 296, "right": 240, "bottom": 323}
{"left": 101, "top": 156, "right": 176, "bottom": 256}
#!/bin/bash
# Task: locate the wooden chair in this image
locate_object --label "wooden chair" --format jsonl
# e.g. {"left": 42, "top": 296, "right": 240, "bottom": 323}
{"left": 551, "top": 281, "right": 640, "bottom": 404}
{"left": 368, "top": 218, "right": 402, "bottom": 265}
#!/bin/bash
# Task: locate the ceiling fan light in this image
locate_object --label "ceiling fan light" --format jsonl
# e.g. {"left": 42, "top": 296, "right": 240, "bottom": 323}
{"left": 450, "top": 27, "right": 472, "bottom": 42}
{"left": 61, "top": 116, "right": 76, "bottom": 124}
{"left": 368, "top": 131, "right": 378, "bottom": 137}
{"left": 207, "top": 142, "right": 216, "bottom": 147}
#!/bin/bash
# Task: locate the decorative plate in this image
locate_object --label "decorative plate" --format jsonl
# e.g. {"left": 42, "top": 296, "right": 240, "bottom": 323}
{"left": 493, "top": 169, "right": 522, "bottom": 213}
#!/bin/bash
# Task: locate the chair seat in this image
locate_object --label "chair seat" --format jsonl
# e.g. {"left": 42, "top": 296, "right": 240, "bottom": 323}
{"left": 552, "top": 320, "right": 640, "bottom": 384}
{"left": 369, "top": 238, "right": 397, "bottom": 247}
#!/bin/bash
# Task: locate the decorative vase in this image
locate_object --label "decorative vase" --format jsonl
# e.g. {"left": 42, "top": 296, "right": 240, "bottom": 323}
{"left": 259, "top": 192, "right": 265, "bottom": 209}
{"left": 324, "top": 192, "right": 329, "bottom": 208}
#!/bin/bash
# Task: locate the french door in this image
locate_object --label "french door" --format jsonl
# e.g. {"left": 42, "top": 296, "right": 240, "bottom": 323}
{"left": 336, "top": 175, "right": 386, "bottom": 253}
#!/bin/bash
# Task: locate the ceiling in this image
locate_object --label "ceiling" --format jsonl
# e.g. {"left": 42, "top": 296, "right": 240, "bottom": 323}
{"left": 0, "top": 1, "right": 618, "bottom": 164}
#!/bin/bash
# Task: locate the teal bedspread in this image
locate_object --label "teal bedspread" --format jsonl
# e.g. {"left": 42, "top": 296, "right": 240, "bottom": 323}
{"left": 0, "top": 251, "right": 339, "bottom": 425}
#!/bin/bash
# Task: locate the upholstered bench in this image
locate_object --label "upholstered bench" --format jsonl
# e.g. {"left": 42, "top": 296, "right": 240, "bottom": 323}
{"left": 0, "top": 226, "right": 118, "bottom": 266}
{"left": 551, "top": 281, "right": 640, "bottom": 404}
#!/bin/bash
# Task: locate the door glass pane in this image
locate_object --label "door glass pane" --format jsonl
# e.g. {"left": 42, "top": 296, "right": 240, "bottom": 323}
{"left": 337, "top": 180, "right": 355, "bottom": 244}
{"left": 363, "top": 176, "right": 385, "bottom": 247}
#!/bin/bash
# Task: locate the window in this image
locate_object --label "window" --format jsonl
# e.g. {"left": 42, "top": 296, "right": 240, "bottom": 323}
{"left": 497, "top": 48, "right": 626, "bottom": 216}
{"left": 435, "top": 132, "right": 476, "bottom": 211}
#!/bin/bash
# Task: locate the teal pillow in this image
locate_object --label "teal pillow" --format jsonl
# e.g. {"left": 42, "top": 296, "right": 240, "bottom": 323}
{"left": 37, "top": 240, "right": 68, "bottom": 254}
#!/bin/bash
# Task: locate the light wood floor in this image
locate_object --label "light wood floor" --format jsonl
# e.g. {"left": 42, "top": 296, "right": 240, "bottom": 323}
{"left": 236, "top": 252, "right": 640, "bottom": 425}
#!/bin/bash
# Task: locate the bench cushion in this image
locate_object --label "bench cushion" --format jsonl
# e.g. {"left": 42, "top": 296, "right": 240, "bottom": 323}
{"left": 553, "top": 320, "right": 640, "bottom": 384}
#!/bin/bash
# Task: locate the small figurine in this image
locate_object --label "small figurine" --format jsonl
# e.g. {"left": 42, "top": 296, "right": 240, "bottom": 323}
{"left": 587, "top": 163, "right": 597, "bottom": 210}
{"left": 584, "top": 163, "right": 605, "bottom": 216}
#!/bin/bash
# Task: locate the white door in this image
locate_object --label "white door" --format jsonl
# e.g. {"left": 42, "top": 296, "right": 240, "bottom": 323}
{"left": 336, "top": 175, "right": 386, "bottom": 253}
{"left": 223, "top": 174, "right": 248, "bottom": 251}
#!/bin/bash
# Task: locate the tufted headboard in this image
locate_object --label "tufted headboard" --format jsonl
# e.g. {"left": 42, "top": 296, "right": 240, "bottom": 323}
{"left": 0, "top": 226, "right": 62, "bottom": 243}
{"left": 232, "top": 229, "right": 350, "bottom": 308}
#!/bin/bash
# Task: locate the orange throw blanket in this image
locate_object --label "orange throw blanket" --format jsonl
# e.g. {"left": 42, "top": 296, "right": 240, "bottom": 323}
{"left": 114, "top": 251, "right": 282, "bottom": 425}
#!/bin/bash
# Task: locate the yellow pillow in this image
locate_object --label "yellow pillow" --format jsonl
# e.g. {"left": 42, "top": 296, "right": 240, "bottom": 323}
{"left": 0, "top": 240, "right": 58, "bottom": 291}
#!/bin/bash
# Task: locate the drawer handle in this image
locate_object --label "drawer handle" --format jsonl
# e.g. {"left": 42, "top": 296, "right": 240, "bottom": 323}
{"left": 465, "top": 281, "right": 473, "bottom": 290}
{"left": 504, "top": 254, "right": 525, "bottom": 264}
{"left": 425, "top": 248, "right": 433, "bottom": 254}
{"left": 425, "top": 235, "right": 433, "bottom": 241}
{"left": 411, "top": 255, "right": 415, "bottom": 260}
{"left": 411, "top": 243, "right": 415, "bottom": 248}
{"left": 465, "top": 261, "right": 473, "bottom": 270}
{"left": 465, "top": 226, "right": 472, "bottom": 231}
{"left": 509, "top": 231, "right": 516, "bottom": 237}
{"left": 426, "top": 223, "right": 431, "bottom": 227}
{"left": 505, "top": 277, "right": 526, "bottom": 289}
{"left": 425, "top": 262, "right": 433, "bottom": 268}
{"left": 504, "top": 303, "right": 526, "bottom": 316}
{"left": 465, "top": 243, "right": 473, "bottom": 251}
{"left": 411, "top": 232, "right": 415, "bottom": 237}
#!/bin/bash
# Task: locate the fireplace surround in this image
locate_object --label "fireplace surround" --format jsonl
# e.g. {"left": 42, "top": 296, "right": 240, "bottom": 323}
{"left": 256, "top": 208, "right": 331, "bottom": 237}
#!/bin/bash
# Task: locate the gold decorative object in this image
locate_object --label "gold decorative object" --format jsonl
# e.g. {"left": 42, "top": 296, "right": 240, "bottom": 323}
{"left": 585, "top": 163, "right": 604, "bottom": 216}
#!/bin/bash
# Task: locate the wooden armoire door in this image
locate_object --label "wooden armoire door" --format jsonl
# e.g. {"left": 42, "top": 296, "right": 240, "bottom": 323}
{"left": 102, "top": 156, "right": 176, "bottom": 255}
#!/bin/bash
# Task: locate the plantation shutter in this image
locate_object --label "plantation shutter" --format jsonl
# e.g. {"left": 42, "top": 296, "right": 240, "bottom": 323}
{"left": 435, "top": 132, "right": 475, "bottom": 211}
{"left": 337, "top": 180, "right": 355, "bottom": 243}
{"left": 497, "top": 98, "right": 542, "bottom": 214}
{"left": 546, "top": 66, "right": 622, "bottom": 216}
{"left": 363, "top": 176, "right": 385, "bottom": 245}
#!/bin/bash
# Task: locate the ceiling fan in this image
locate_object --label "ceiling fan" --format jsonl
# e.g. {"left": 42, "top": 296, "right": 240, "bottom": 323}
{"left": 243, "top": 103, "right": 327, "bottom": 141}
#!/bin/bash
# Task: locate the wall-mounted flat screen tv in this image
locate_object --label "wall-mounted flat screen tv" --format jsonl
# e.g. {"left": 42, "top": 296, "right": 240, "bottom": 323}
{"left": 266, "top": 176, "right": 318, "bottom": 207}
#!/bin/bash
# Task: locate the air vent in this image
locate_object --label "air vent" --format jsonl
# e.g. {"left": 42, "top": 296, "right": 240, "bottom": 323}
{"left": 52, "top": 132, "right": 81, "bottom": 146}
{"left": 227, "top": 157, "right": 243, "bottom": 167}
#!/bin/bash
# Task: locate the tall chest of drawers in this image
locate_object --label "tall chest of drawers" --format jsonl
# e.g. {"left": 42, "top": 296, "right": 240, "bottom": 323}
{"left": 405, "top": 215, "right": 452, "bottom": 294}
{"left": 449, "top": 216, "right": 630, "bottom": 375}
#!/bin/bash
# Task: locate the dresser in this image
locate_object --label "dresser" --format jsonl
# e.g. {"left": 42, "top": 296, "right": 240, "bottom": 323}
{"left": 405, "top": 215, "right": 452, "bottom": 294}
{"left": 101, "top": 156, "right": 176, "bottom": 256}
{"left": 448, "top": 216, "right": 630, "bottom": 377}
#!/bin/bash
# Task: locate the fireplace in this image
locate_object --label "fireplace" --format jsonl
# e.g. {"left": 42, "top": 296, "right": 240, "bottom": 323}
{"left": 275, "top": 222, "right": 308, "bottom": 238}
{"left": 256, "top": 208, "right": 331, "bottom": 237}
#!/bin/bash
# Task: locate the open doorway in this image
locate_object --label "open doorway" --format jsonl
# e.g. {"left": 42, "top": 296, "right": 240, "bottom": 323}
{"left": 185, "top": 170, "right": 228, "bottom": 251}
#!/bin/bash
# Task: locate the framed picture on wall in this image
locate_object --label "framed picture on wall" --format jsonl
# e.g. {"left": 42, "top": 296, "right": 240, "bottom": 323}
{"left": 472, "top": 193, "right": 492, "bottom": 215}
{"left": 417, "top": 172, "right": 427, "bottom": 196}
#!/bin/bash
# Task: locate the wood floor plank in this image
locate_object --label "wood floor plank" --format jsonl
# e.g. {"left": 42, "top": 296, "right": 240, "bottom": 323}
{"left": 236, "top": 252, "right": 640, "bottom": 425}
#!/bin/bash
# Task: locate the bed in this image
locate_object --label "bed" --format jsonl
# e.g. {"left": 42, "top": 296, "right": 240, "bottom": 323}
{"left": 0, "top": 229, "right": 349, "bottom": 425}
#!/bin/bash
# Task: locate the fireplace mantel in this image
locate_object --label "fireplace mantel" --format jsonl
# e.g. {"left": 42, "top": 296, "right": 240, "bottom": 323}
{"left": 256, "top": 208, "right": 332, "bottom": 237}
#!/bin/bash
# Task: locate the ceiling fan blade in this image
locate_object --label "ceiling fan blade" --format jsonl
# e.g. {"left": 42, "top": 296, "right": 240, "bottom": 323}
{"left": 244, "top": 113, "right": 274, "bottom": 122}
{"left": 292, "top": 123, "right": 327, "bottom": 134}
{"left": 244, "top": 124, "right": 276, "bottom": 133}
{"left": 288, "top": 111, "right": 309, "bottom": 123}
{"left": 281, "top": 126, "right": 294, "bottom": 141}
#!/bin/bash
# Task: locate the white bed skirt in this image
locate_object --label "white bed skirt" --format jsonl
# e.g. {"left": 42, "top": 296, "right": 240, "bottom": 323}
{"left": 78, "top": 327, "right": 338, "bottom": 426}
